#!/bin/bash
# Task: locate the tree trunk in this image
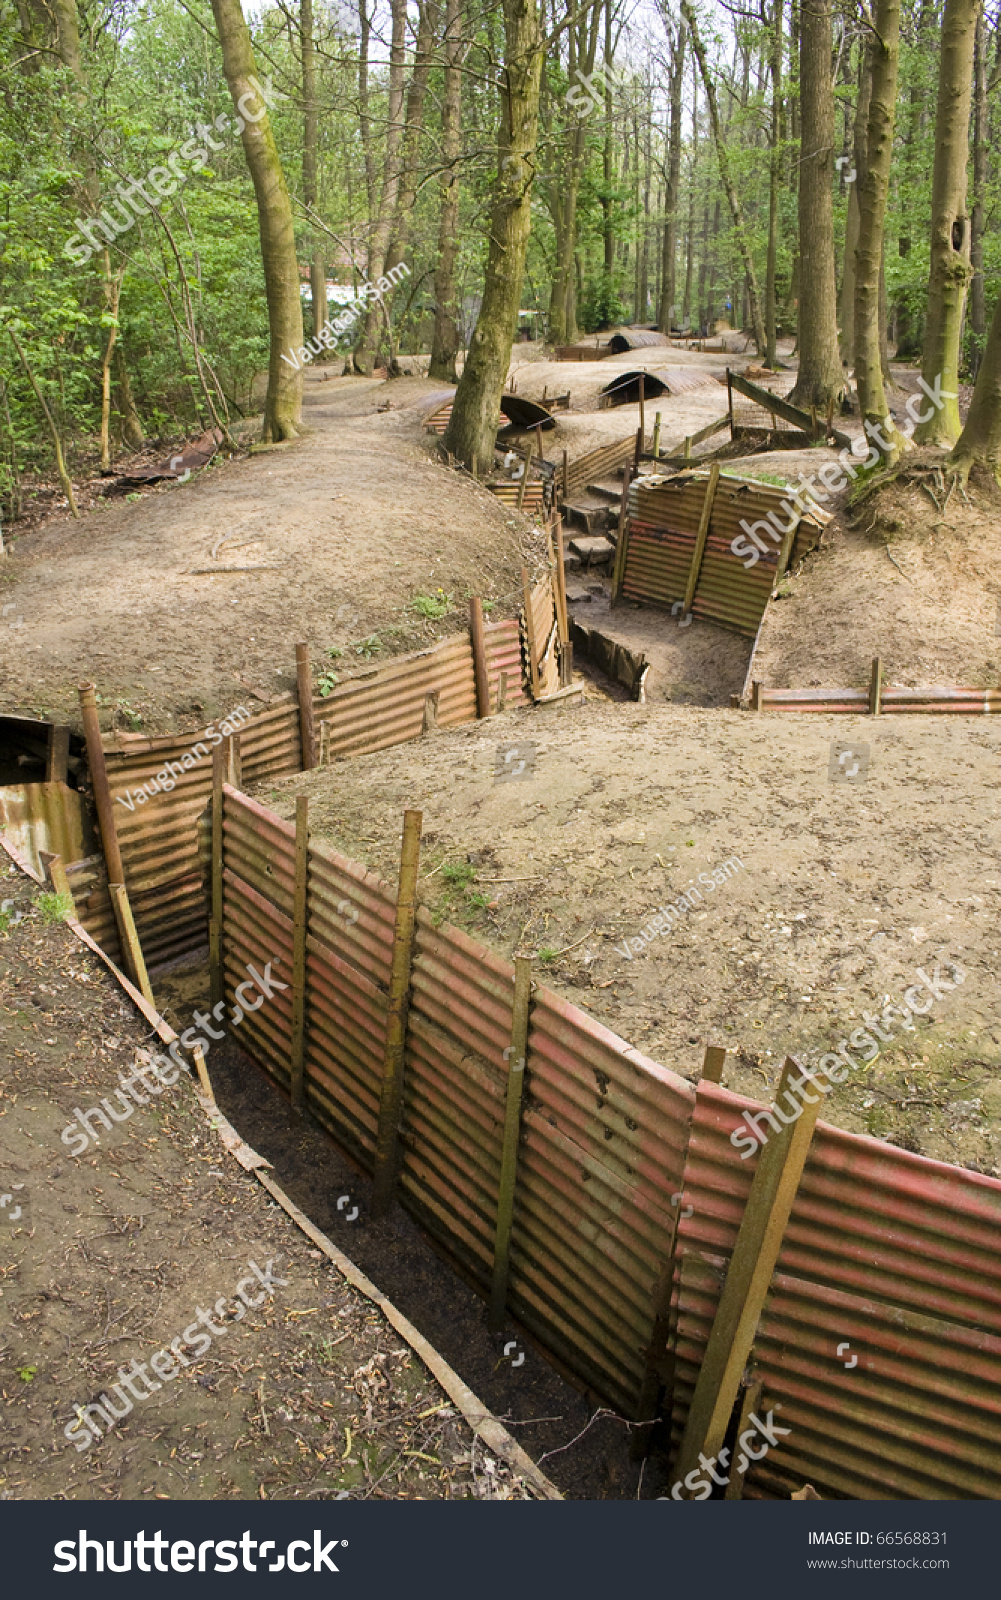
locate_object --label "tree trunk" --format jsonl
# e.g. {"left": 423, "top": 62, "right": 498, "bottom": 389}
{"left": 211, "top": 0, "right": 303, "bottom": 440}
{"left": 115, "top": 346, "right": 144, "bottom": 449}
{"left": 353, "top": 0, "right": 407, "bottom": 373}
{"left": 546, "top": 1, "right": 600, "bottom": 345}
{"left": 601, "top": 0, "right": 614, "bottom": 279}
{"left": 947, "top": 287, "right": 1001, "bottom": 483}
{"left": 853, "top": 0, "right": 905, "bottom": 461}
{"left": 441, "top": 0, "right": 543, "bottom": 470}
{"left": 384, "top": 0, "right": 436, "bottom": 338}
{"left": 301, "top": 0, "right": 326, "bottom": 343}
{"left": 789, "top": 0, "right": 843, "bottom": 410}
{"left": 99, "top": 255, "right": 123, "bottom": 472}
{"left": 969, "top": 6, "right": 987, "bottom": 379}
{"left": 840, "top": 41, "right": 871, "bottom": 369}
{"left": 429, "top": 0, "right": 464, "bottom": 379}
{"left": 657, "top": 18, "right": 686, "bottom": 332}
{"left": 765, "top": 0, "right": 782, "bottom": 366}
{"left": 682, "top": 63, "right": 697, "bottom": 328}
{"left": 682, "top": 0, "right": 765, "bottom": 353}
{"left": 913, "top": 0, "right": 978, "bottom": 446}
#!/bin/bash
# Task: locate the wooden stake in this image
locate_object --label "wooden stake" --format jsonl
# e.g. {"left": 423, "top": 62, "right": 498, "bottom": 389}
{"left": 671, "top": 1056, "right": 823, "bottom": 1490}
{"left": 562, "top": 448, "right": 569, "bottom": 502}
{"left": 516, "top": 446, "right": 530, "bottom": 512}
{"left": 488, "top": 957, "right": 532, "bottom": 1331}
{"left": 610, "top": 464, "right": 633, "bottom": 609}
{"left": 682, "top": 462, "right": 721, "bottom": 617}
{"left": 290, "top": 795, "right": 310, "bottom": 1115}
{"left": 109, "top": 882, "right": 154, "bottom": 1006}
{"left": 652, "top": 411, "right": 662, "bottom": 459}
{"left": 39, "top": 851, "right": 73, "bottom": 903}
{"left": 727, "top": 368, "right": 734, "bottom": 439}
{"left": 638, "top": 372, "right": 645, "bottom": 448}
{"left": 869, "top": 656, "right": 883, "bottom": 716}
{"left": 724, "top": 1379, "right": 763, "bottom": 1500}
{"left": 752, "top": 681, "right": 763, "bottom": 713}
{"left": 191, "top": 1042, "right": 215, "bottom": 1103}
{"left": 47, "top": 725, "right": 70, "bottom": 784}
{"left": 634, "top": 424, "right": 643, "bottom": 467}
{"left": 372, "top": 809, "right": 423, "bottom": 1217}
{"left": 470, "top": 597, "right": 491, "bottom": 719}
{"left": 210, "top": 740, "right": 227, "bottom": 1010}
{"left": 701, "top": 1044, "right": 727, "bottom": 1084}
{"left": 296, "top": 643, "right": 316, "bottom": 771}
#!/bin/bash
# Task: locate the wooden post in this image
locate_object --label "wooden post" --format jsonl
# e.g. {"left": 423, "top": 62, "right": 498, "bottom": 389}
{"left": 869, "top": 656, "right": 883, "bottom": 716}
{"left": 724, "top": 1380, "right": 763, "bottom": 1500}
{"left": 752, "top": 681, "right": 763, "bottom": 713}
{"left": 470, "top": 598, "right": 491, "bottom": 719}
{"left": 109, "top": 882, "right": 154, "bottom": 1006}
{"left": 562, "top": 448, "right": 569, "bottom": 502}
{"left": 652, "top": 411, "right": 662, "bottom": 459}
{"left": 610, "top": 465, "right": 633, "bottom": 609}
{"left": 47, "top": 725, "right": 70, "bottom": 784}
{"left": 290, "top": 796, "right": 309, "bottom": 1114}
{"left": 39, "top": 851, "right": 73, "bottom": 903}
{"left": 633, "top": 425, "right": 642, "bottom": 468}
{"left": 671, "top": 1056, "right": 823, "bottom": 1491}
{"left": 727, "top": 368, "right": 734, "bottom": 440}
{"left": 681, "top": 463, "right": 721, "bottom": 617}
{"left": 78, "top": 681, "right": 141, "bottom": 984}
{"left": 638, "top": 372, "right": 645, "bottom": 449}
{"left": 550, "top": 521, "right": 571, "bottom": 687}
{"left": 190, "top": 1043, "right": 215, "bottom": 1102}
{"left": 683, "top": 434, "right": 692, "bottom": 459}
{"left": 701, "top": 1044, "right": 727, "bottom": 1084}
{"left": 488, "top": 957, "right": 532, "bottom": 1331}
{"left": 210, "top": 740, "right": 226, "bottom": 1011}
{"left": 296, "top": 643, "right": 316, "bottom": 771}
{"left": 516, "top": 446, "right": 531, "bottom": 512}
{"left": 521, "top": 567, "right": 541, "bottom": 699}
{"left": 372, "top": 809, "right": 423, "bottom": 1217}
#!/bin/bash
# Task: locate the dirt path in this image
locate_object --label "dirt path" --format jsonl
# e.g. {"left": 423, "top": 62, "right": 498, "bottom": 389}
{"left": 0, "top": 375, "right": 547, "bottom": 737}
{"left": 0, "top": 882, "right": 541, "bottom": 1501}
{"left": 256, "top": 698, "right": 1001, "bottom": 1176}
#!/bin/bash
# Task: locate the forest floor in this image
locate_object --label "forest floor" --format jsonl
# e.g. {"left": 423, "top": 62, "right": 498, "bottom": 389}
{"left": 255, "top": 697, "right": 1001, "bottom": 1179}
{"left": 0, "top": 877, "right": 552, "bottom": 1501}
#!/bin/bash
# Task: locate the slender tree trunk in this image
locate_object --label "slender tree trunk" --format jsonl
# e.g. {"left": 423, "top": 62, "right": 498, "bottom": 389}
{"left": 385, "top": 0, "right": 435, "bottom": 310}
{"left": 682, "top": 65, "right": 697, "bottom": 328}
{"left": 114, "top": 346, "right": 144, "bottom": 449}
{"left": 441, "top": 0, "right": 543, "bottom": 470}
{"left": 301, "top": 0, "right": 326, "bottom": 343}
{"left": 913, "top": 0, "right": 979, "bottom": 446}
{"left": 5, "top": 325, "right": 79, "bottom": 516}
{"left": 211, "top": 0, "right": 303, "bottom": 440}
{"left": 657, "top": 19, "right": 687, "bottom": 332}
{"left": 854, "top": 0, "right": 905, "bottom": 461}
{"left": 353, "top": 0, "right": 407, "bottom": 373}
{"left": 969, "top": 6, "right": 987, "bottom": 379}
{"left": 547, "top": 1, "right": 600, "bottom": 344}
{"left": 601, "top": 0, "right": 614, "bottom": 280}
{"left": 765, "top": 0, "right": 782, "bottom": 366}
{"left": 789, "top": 0, "right": 843, "bottom": 409}
{"left": 682, "top": 0, "right": 765, "bottom": 353}
{"left": 947, "top": 287, "right": 1001, "bottom": 482}
{"left": 429, "top": 0, "right": 464, "bottom": 379}
{"left": 99, "top": 255, "right": 123, "bottom": 472}
{"left": 840, "top": 42, "right": 871, "bottom": 369}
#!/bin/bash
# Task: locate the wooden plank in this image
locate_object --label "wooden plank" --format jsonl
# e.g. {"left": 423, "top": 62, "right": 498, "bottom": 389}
{"left": 372, "top": 809, "right": 423, "bottom": 1216}
{"left": 724, "top": 1379, "right": 764, "bottom": 1500}
{"left": 610, "top": 463, "right": 633, "bottom": 609}
{"left": 727, "top": 368, "right": 852, "bottom": 448}
{"left": 46, "top": 725, "right": 70, "bottom": 784}
{"left": 670, "top": 1055, "right": 824, "bottom": 1492}
{"left": 488, "top": 956, "right": 532, "bottom": 1331}
{"left": 469, "top": 597, "right": 491, "bottom": 719}
{"left": 210, "top": 741, "right": 225, "bottom": 1010}
{"left": 289, "top": 795, "right": 309, "bottom": 1114}
{"left": 109, "top": 882, "right": 154, "bottom": 1006}
{"left": 681, "top": 462, "right": 721, "bottom": 615}
{"left": 521, "top": 566, "right": 541, "bottom": 699}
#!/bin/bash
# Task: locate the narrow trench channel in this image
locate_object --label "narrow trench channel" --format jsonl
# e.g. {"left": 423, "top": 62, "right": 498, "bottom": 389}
{"left": 153, "top": 952, "right": 680, "bottom": 1502}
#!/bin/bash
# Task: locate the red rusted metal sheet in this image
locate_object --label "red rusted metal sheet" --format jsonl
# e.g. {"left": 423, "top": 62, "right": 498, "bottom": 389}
{"left": 564, "top": 436, "right": 636, "bottom": 500}
{"left": 483, "top": 618, "right": 529, "bottom": 707}
{"left": 312, "top": 634, "right": 478, "bottom": 762}
{"left": 669, "top": 1080, "right": 1001, "bottom": 1499}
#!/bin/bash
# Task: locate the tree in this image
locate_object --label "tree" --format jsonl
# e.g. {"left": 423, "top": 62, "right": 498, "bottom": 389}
{"left": 656, "top": 10, "right": 687, "bottom": 334}
{"left": 789, "top": 0, "right": 843, "bottom": 410}
{"left": 913, "top": 0, "right": 979, "bottom": 447}
{"left": 301, "top": 0, "right": 326, "bottom": 342}
{"left": 441, "top": 0, "right": 544, "bottom": 472}
{"left": 854, "top": 0, "right": 906, "bottom": 461}
{"left": 210, "top": 0, "right": 303, "bottom": 440}
{"left": 947, "top": 288, "right": 1001, "bottom": 483}
{"left": 429, "top": 0, "right": 464, "bottom": 381}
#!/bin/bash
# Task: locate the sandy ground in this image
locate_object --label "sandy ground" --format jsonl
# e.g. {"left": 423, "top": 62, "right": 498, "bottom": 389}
{"left": 255, "top": 697, "right": 1001, "bottom": 1176}
{"left": 0, "top": 881, "right": 539, "bottom": 1501}
{"left": 569, "top": 582, "right": 754, "bottom": 706}
{"left": 0, "top": 374, "right": 549, "bottom": 736}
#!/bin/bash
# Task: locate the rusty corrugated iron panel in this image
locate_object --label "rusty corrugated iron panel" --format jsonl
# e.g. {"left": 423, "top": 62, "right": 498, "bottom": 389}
{"left": 669, "top": 1080, "right": 1001, "bottom": 1499}
{"left": 223, "top": 786, "right": 296, "bottom": 916}
{"left": 312, "top": 634, "right": 477, "bottom": 762}
{"left": 607, "top": 329, "right": 673, "bottom": 351}
{"left": 398, "top": 913, "right": 514, "bottom": 1288}
{"left": 0, "top": 781, "right": 90, "bottom": 882}
{"left": 483, "top": 618, "right": 529, "bottom": 707}
{"left": 761, "top": 687, "right": 1001, "bottom": 715}
{"left": 221, "top": 866, "right": 295, "bottom": 1088}
{"left": 487, "top": 481, "right": 546, "bottom": 514}
{"left": 564, "top": 436, "right": 636, "bottom": 500}
{"left": 508, "top": 989, "right": 696, "bottom": 1412}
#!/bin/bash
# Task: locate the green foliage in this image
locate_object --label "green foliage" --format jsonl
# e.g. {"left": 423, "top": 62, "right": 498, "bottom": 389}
{"left": 441, "top": 861, "right": 476, "bottom": 887}
{"left": 411, "top": 589, "right": 452, "bottom": 620}
{"left": 35, "top": 890, "right": 74, "bottom": 924}
{"left": 578, "top": 272, "right": 628, "bottom": 334}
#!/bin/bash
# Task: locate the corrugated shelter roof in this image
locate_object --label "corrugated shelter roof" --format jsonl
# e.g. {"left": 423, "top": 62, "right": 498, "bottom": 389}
{"left": 607, "top": 329, "right": 672, "bottom": 351}
{"left": 600, "top": 367, "right": 723, "bottom": 404}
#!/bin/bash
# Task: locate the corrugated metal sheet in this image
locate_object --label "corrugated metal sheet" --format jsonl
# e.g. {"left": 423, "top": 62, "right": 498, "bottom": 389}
{"left": 483, "top": 618, "right": 529, "bottom": 709}
{"left": 487, "top": 480, "right": 547, "bottom": 515}
{"left": 564, "top": 436, "right": 636, "bottom": 501}
{"left": 759, "top": 687, "right": 1001, "bottom": 715}
{"left": 313, "top": 634, "right": 478, "bottom": 761}
{"left": 607, "top": 329, "right": 672, "bottom": 351}
{"left": 0, "top": 781, "right": 89, "bottom": 881}
{"left": 511, "top": 991, "right": 696, "bottom": 1413}
{"left": 554, "top": 343, "right": 613, "bottom": 362}
{"left": 399, "top": 913, "right": 515, "bottom": 1289}
{"left": 670, "top": 1080, "right": 1001, "bottom": 1500}
{"left": 600, "top": 367, "right": 723, "bottom": 405}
